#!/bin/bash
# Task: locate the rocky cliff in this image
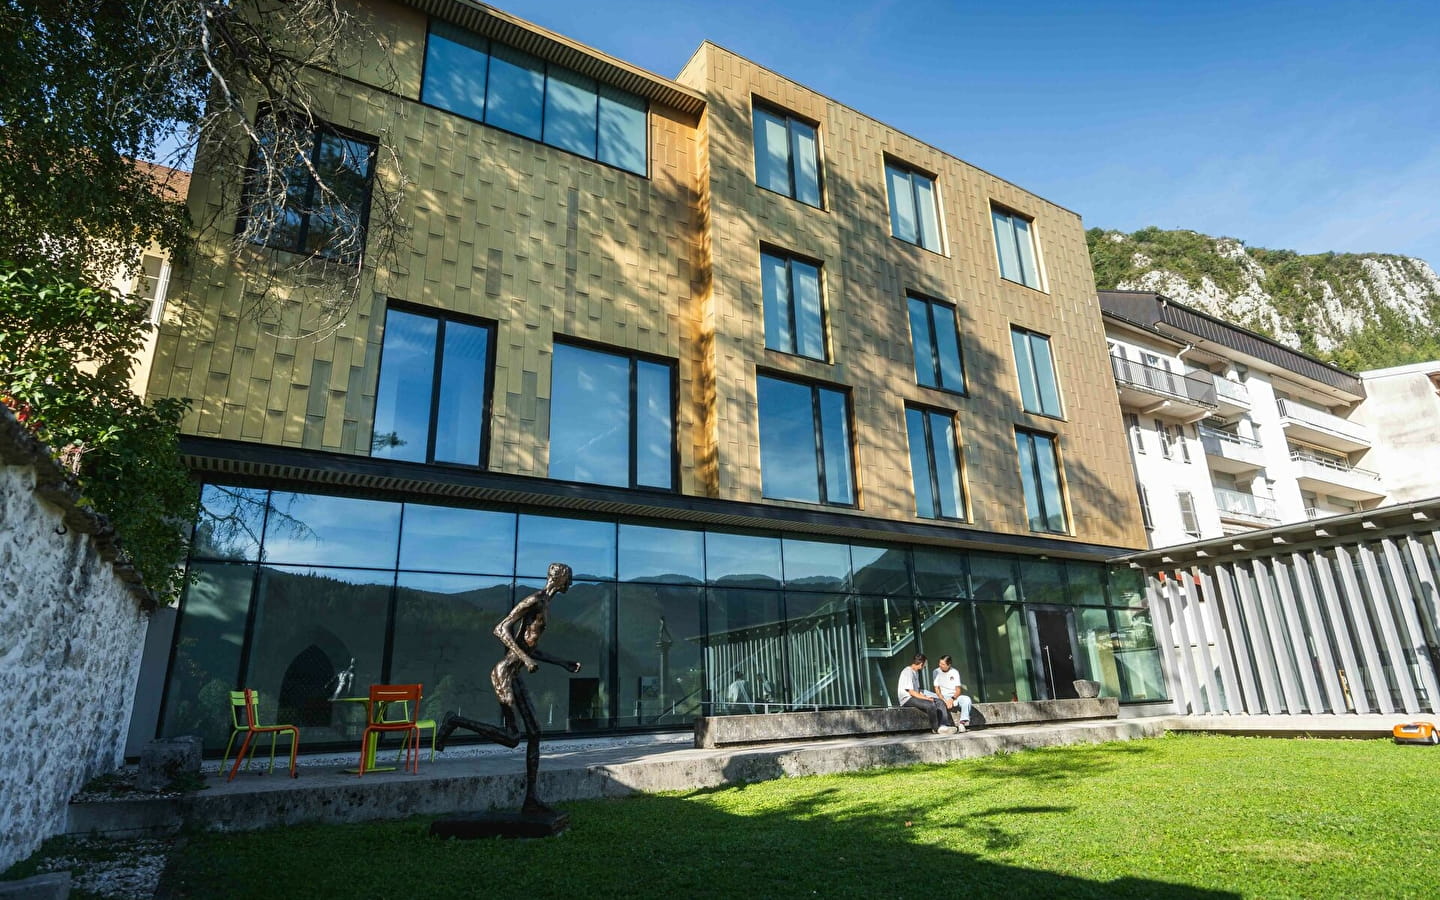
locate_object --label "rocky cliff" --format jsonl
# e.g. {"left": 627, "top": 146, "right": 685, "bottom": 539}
{"left": 1086, "top": 227, "right": 1440, "bottom": 370}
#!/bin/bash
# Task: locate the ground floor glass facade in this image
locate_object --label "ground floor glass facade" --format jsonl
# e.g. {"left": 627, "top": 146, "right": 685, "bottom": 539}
{"left": 156, "top": 484, "right": 1168, "bottom": 752}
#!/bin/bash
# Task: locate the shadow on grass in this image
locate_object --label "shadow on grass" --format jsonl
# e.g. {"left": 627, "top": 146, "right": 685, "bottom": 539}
{"left": 163, "top": 783, "right": 1235, "bottom": 900}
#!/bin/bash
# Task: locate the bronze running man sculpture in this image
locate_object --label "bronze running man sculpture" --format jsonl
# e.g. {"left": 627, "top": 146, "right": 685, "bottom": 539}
{"left": 436, "top": 561, "right": 579, "bottom": 814}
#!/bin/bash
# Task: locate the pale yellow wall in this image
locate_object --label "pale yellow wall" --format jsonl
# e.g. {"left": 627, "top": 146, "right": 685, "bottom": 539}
{"left": 677, "top": 44, "right": 1145, "bottom": 549}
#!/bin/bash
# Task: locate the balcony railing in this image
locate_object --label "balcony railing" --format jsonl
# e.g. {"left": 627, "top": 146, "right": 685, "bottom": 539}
{"left": 1111, "top": 357, "right": 1217, "bottom": 407}
{"left": 1289, "top": 449, "right": 1381, "bottom": 482}
{"left": 1276, "top": 399, "right": 1371, "bottom": 445}
{"left": 1198, "top": 426, "right": 1261, "bottom": 449}
{"left": 1212, "top": 376, "right": 1251, "bottom": 406}
{"left": 1213, "top": 487, "right": 1279, "bottom": 522}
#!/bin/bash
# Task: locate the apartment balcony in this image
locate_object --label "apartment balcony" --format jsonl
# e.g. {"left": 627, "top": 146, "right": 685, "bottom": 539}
{"left": 1276, "top": 398, "right": 1372, "bottom": 452}
{"left": 1211, "top": 375, "right": 1251, "bottom": 418}
{"left": 1110, "top": 356, "right": 1218, "bottom": 417}
{"left": 1198, "top": 426, "right": 1266, "bottom": 474}
{"left": 1213, "top": 487, "right": 1279, "bottom": 527}
{"left": 1290, "top": 449, "right": 1386, "bottom": 502}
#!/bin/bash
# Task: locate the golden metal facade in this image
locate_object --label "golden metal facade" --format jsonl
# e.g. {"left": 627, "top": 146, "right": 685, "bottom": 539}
{"left": 147, "top": 0, "right": 1145, "bottom": 550}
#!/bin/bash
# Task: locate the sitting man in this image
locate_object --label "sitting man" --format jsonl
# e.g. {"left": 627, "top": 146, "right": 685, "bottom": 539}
{"left": 932, "top": 654, "right": 973, "bottom": 730}
{"left": 897, "top": 653, "right": 958, "bottom": 734}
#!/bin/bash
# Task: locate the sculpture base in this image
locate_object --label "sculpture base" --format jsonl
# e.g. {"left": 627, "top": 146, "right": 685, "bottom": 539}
{"left": 430, "top": 809, "right": 570, "bottom": 840}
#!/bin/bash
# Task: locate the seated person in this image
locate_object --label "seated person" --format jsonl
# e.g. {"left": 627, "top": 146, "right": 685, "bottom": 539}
{"left": 897, "top": 653, "right": 958, "bottom": 734}
{"left": 725, "top": 669, "right": 753, "bottom": 714}
{"left": 932, "top": 654, "right": 973, "bottom": 728}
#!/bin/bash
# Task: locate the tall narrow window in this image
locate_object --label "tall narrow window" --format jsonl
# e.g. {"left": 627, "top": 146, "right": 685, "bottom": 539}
{"left": 1138, "top": 483, "right": 1154, "bottom": 529}
{"left": 884, "top": 161, "right": 942, "bottom": 252}
{"left": 906, "top": 407, "right": 965, "bottom": 520}
{"left": 1011, "top": 327, "right": 1062, "bottom": 417}
{"left": 1155, "top": 418, "right": 1172, "bottom": 458}
{"left": 907, "top": 294, "right": 965, "bottom": 393}
{"left": 758, "top": 375, "right": 854, "bottom": 505}
{"left": 372, "top": 306, "right": 493, "bottom": 467}
{"left": 135, "top": 253, "right": 171, "bottom": 323}
{"left": 1177, "top": 491, "right": 1200, "bottom": 536}
{"left": 1016, "top": 429, "right": 1067, "bottom": 533}
{"left": 1124, "top": 413, "right": 1144, "bottom": 454}
{"left": 760, "top": 249, "right": 826, "bottom": 360}
{"left": 549, "top": 342, "right": 675, "bottom": 490}
{"left": 242, "top": 118, "right": 377, "bottom": 262}
{"left": 991, "top": 205, "right": 1041, "bottom": 288}
{"left": 752, "top": 103, "right": 821, "bottom": 207}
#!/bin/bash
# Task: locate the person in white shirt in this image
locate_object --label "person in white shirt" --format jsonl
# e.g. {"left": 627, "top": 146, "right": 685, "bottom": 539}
{"left": 931, "top": 654, "right": 972, "bottom": 729}
{"left": 896, "top": 653, "right": 958, "bottom": 734}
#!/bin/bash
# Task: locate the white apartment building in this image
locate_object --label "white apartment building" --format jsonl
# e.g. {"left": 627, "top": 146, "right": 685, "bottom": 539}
{"left": 1101, "top": 291, "right": 1385, "bottom": 549}
{"left": 1354, "top": 361, "right": 1440, "bottom": 503}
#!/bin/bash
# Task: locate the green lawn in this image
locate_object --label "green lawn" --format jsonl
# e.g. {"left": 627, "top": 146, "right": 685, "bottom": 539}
{"left": 158, "top": 735, "right": 1440, "bottom": 897}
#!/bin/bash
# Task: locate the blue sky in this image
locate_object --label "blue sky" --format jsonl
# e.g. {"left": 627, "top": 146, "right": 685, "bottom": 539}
{"left": 493, "top": 0, "right": 1440, "bottom": 266}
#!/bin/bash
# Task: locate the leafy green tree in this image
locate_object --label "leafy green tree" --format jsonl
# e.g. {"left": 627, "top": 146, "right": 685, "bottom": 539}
{"left": 0, "top": 266, "right": 197, "bottom": 601}
{"left": 0, "top": 1, "right": 197, "bottom": 280}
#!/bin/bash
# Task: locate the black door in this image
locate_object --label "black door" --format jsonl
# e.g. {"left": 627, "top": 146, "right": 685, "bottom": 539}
{"left": 1032, "top": 608, "right": 1079, "bottom": 700}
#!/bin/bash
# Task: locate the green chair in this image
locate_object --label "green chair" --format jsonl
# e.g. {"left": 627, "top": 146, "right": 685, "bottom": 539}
{"left": 222, "top": 690, "right": 300, "bottom": 778}
{"left": 383, "top": 699, "right": 437, "bottom": 762}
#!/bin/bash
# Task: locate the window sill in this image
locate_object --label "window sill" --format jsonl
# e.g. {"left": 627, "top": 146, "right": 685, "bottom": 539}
{"left": 914, "top": 383, "right": 968, "bottom": 402}
{"left": 755, "top": 183, "right": 826, "bottom": 211}
{"left": 999, "top": 275, "right": 1048, "bottom": 294}
{"left": 1019, "top": 409, "right": 1066, "bottom": 423}
{"left": 889, "top": 234, "right": 947, "bottom": 257}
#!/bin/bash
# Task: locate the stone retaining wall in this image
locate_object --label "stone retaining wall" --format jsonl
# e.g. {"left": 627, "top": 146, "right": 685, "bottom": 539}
{"left": 0, "top": 409, "right": 154, "bottom": 870}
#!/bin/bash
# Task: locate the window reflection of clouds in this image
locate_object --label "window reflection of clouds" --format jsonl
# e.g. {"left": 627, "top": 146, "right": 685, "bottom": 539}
{"left": 516, "top": 514, "right": 616, "bottom": 581}
{"left": 262, "top": 493, "right": 401, "bottom": 567}
{"left": 706, "top": 532, "right": 781, "bottom": 588}
{"left": 619, "top": 524, "right": 703, "bottom": 583}
{"left": 399, "top": 504, "right": 516, "bottom": 574}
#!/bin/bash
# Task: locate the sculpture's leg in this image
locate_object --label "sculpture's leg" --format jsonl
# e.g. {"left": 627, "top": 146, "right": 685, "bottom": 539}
{"left": 513, "top": 676, "right": 549, "bottom": 814}
{"left": 435, "top": 711, "right": 520, "bottom": 751}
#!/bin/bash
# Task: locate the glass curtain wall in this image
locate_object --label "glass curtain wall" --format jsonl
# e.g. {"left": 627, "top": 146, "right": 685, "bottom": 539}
{"left": 160, "top": 484, "right": 1169, "bottom": 752}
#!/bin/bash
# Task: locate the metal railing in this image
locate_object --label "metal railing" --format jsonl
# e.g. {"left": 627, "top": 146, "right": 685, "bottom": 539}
{"left": 1198, "top": 425, "right": 1262, "bottom": 449}
{"left": 1213, "top": 376, "right": 1251, "bottom": 406}
{"left": 1276, "top": 399, "right": 1371, "bottom": 444}
{"left": 1111, "top": 356, "right": 1217, "bottom": 407}
{"left": 1289, "top": 448, "right": 1381, "bottom": 482}
{"left": 1213, "top": 487, "right": 1279, "bottom": 522}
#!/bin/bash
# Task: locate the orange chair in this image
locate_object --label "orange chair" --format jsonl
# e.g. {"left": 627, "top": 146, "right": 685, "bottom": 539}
{"left": 357, "top": 683, "right": 423, "bottom": 775}
{"left": 227, "top": 689, "right": 300, "bottom": 781}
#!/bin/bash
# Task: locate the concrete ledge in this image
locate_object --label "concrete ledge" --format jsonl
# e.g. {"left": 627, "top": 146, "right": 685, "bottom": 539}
{"left": 971, "top": 697, "right": 1119, "bottom": 727}
{"left": 694, "top": 707, "right": 931, "bottom": 748}
{"left": 65, "top": 718, "right": 1167, "bottom": 837}
{"left": 1165, "top": 713, "right": 1428, "bottom": 739}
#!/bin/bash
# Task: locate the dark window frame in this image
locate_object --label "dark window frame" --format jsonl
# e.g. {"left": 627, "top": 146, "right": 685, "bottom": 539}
{"left": 418, "top": 17, "right": 650, "bottom": 177}
{"left": 760, "top": 244, "right": 828, "bottom": 361}
{"left": 372, "top": 300, "right": 497, "bottom": 469}
{"left": 238, "top": 114, "right": 379, "bottom": 262}
{"left": 991, "top": 203, "right": 1043, "bottom": 290}
{"left": 757, "top": 371, "right": 857, "bottom": 507}
{"left": 751, "top": 98, "right": 824, "bottom": 208}
{"left": 550, "top": 336, "right": 680, "bottom": 492}
{"left": 1011, "top": 326, "right": 1064, "bottom": 419}
{"left": 907, "top": 291, "right": 967, "bottom": 394}
{"left": 906, "top": 403, "right": 967, "bottom": 521}
{"left": 1015, "top": 427, "right": 1069, "bottom": 534}
{"left": 883, "top": 157, "right": 944, "bottom": 253}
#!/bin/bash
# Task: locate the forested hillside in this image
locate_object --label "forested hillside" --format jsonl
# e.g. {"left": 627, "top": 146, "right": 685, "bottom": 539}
{"left": 1087, "top": 227, "right": 1440, "bottom": 371}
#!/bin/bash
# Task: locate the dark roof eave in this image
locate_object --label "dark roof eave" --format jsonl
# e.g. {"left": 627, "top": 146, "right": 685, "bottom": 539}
{"left": 404, "top": 0, "right": 705, "bottom": 117}
{"left": 1097, "top": 291, "right": 1365, "bottom": 400}
{"left": 180, "top": 436, "right": 1135, "bottom": 562}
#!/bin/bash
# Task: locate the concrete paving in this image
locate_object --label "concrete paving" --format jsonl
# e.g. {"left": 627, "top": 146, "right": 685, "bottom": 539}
{"left": 66, "top": 713, "right": 1431, "bottom": 838}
